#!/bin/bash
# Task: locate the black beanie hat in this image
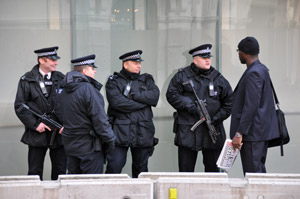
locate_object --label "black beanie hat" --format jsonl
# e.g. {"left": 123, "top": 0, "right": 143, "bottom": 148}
{"left": 238, "top": 36, "right": 260, "bottom": 55}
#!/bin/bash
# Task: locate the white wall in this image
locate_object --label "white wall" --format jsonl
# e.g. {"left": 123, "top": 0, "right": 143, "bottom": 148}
{"left": 0, "top": 0, "right": 72, "bottom": 126}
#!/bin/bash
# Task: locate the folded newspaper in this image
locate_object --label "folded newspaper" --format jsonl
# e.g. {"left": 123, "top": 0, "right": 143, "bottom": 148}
{"left": 216, "top": 139, "right": 240, "bottom": 170}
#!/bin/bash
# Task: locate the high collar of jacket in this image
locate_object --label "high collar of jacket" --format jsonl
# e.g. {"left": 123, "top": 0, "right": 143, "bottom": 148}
{"left": 191, "top": 63, "right": 213, "bottom": 76}
{"left": 64, "top": 70, "right": 102, "bottom": 92}
{"left": 119, "top": 67, "right": 141, "bottom": 80}
{"left": 23, "top": 64, "right": 50, "bottom": 82}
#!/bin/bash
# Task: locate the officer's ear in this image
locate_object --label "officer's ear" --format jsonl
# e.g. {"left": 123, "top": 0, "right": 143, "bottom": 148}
{"left": 38, "top": 57, "right": 47, "bottom": 64}
{"left": 81, "top": 66, "right": 88, "bottom": 76}
{"left": 192, "top": 56, "right": 200, "bottom": 66}
{"left": 123, "top": 61, "right": 128, "bottom": 70}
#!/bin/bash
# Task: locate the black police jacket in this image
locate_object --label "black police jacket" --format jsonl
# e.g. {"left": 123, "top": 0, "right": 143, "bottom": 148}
{"left": 14, "top": 64, "right": 65, "bottom": 148}
{"left": 166, "top": 64, "right": 233, "bottom": 150}
{"left": 105, "top": 69, "right": 160, "bottom": 147}
{"left": 55, "top": 71, "right": 115, "bottom": 156}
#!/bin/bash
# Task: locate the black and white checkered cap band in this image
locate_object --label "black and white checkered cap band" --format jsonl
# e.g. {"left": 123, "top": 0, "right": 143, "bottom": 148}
{"left": 122, "top": 53, "right": 141, "bottom": 62}
{"left": 37, "top": 49, "right": 57, "bottom": 57}
{"left": 73, "top": 59, "right": 95, "bottom": 66}
{"left": 192, "top": 47, "right": 211, "bottom": 56}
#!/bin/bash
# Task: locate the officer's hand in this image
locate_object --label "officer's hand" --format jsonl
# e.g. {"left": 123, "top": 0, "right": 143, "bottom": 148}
{"left": 211, "top": 119, "right": 220, "bottom": 126}
{"left": 36, "top": 122, "right": 51, "bottom": 133}
{"left": 59, "top": 127, "right": 64, "bottom": 134}
{"left": 104, "top": 141, "right": 115, "bottom": 155}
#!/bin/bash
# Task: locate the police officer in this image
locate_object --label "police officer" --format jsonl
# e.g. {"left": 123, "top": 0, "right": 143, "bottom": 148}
{"left": 105, "top": 50, "right": 160, "bottom": 178}
{"left": 14, "top": 46, "right": 66, "bottom": 180}
{"left": 166, "top": 44, "right": 233, "bottom": 172}
{"left": 55, "top": 54, "right": 115, "bottom": 174}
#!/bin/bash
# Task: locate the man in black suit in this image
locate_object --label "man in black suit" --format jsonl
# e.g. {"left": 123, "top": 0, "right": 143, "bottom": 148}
{"left": 230, "top": 37, "right": 279, "bottom": 174}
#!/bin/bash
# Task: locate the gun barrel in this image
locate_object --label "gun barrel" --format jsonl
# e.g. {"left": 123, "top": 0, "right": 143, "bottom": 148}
{"left": 43, "top": 114, "right": 62, "bottom": 129}
{"left": 19, "top": 103, "right": 62, "bottom": 130}
{"left": 16, "top": 104, "right": 25, "bottom": 113}
{"left": 17, "top": 103, "right": 33, "bottom": 113}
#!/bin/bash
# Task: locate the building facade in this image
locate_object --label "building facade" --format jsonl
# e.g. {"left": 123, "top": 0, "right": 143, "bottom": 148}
{"left": 0, "top": 0, "right": 299, "bottom": 179}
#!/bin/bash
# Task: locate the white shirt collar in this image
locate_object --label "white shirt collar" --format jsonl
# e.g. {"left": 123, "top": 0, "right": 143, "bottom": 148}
{"left": 39, "top": 68, "right": 51, "bottom": 79}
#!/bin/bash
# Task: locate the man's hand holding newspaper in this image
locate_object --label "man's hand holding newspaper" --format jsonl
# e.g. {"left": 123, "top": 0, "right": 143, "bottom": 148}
{"left": 216, "top": 139, "right": 240, "bottom": 171}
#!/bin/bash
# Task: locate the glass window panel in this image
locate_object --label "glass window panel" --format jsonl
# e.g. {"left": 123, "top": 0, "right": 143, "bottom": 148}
{"left": 72, "top": 0, "right": 221, "bottom": 174}
{"left": 222, "top": 0, "right": 300, "bottom": 113}
{"left": 0, "top": 0, "right": 72, "bottom": 180}
{"left": 222, "top": 0, "right": 300, "bottom": 177}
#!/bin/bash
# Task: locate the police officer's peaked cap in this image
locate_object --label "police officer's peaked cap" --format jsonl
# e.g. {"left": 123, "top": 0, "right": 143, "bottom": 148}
{"left": 34, "top": 46, "right": 60, "bottom": 60}
{"left": 71, "top": 54, "right": 97, "bottom": 68}
{"left": 238, "top": 36, "right": 260, "bottom": 55}
{"left": 119, "top": 50, "right": 144, "bottom": 62}
{"left": 189, "top": 44, "right": 213, "bottom": 58}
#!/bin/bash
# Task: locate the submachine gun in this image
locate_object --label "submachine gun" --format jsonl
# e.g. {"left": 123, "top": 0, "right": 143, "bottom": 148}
{"left": 182, "top": 80, "right": 219, "bottom": 144}
{"left": 17, "top": 103, "right": 63, "bottom": 146}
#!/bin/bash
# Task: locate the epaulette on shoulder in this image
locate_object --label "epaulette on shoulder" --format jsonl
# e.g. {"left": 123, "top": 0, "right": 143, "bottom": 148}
{"left": 143, "top": 73, "right": 153, "bottom": 78}
{"left": 178, "top": 68, "right": 184, "bottom": 72}
{"left": 55, "top": 71, "right": 65, "bottom": 79}
{"left": 109, "top": 75, "right": 118, "bottom": 80}
{"left": 142, "top": 73, "right": 154, "bottom": 82}
{"left": 21, "top": 71, "right": 32, "bottom": 80}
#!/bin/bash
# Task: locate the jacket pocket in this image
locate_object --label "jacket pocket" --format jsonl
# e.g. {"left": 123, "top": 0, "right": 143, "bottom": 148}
{"left": 137, "top": 121, "right": 155, "bottom": 146}
{"left": 21, "top": 129, "right": 48, "bottom": 147}
{"left": 113, "top": 119, "right": 131, "bottom": 145}
{"left": 175, "top": 124, "right": 195, "bottom": 148}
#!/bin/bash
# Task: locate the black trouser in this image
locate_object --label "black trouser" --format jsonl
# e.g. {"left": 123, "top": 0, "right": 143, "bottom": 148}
{"left": 240, "top": 141, "right": 268, "bottom": 175}
{"left": 28, "top": 146, "right": 66, "bottom": 180}
{"left": 105, "top": 146, "right": 151, "bottom": 178}
{"left": 178, "top": 146, "right": 222, "bottom": 172}
{"left": 67, "top": 151, "right": 104, "bottom": 174}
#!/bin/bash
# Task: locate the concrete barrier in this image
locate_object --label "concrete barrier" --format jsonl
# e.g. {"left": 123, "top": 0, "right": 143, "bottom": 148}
{"left": 58, "top": 178, "right": 153, "bottom": 199}
{"left": 0, "top": 174, "right": 153, "bottom": 199}
{"left": 148, "top": 172, "right": 300, "bottom": 199}
{"left": 148, "top": 173, "right": 232, "bottom": 199}
{"left": 0, "top": 176, "right": 42, "bottom": 199}
{"left": 58, "top": 173, "right": 130, "bottom": 181}
{"left": 139, "top": 172, "right": 229, "bottom": 199}
{"left": 1, "top": 173, "right": 300, "bottom": 199}
{"left": 139, "top": 172, "right": 228, "bottom": 180}
{"left": 244, "top": 173, "right": 300, "bottom": 198}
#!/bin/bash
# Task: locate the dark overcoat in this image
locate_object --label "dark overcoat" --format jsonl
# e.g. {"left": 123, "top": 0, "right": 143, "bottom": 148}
{"left": 166, "top": 64, "right": 233, "bottom": 151}
{"left": 55, "top": 71, "right": 115, "bottom": 156}
{"left": 14, "top": 65, "right": 64, "bottom": 148}
{"left": 230, "top": 60, "right": 279, "bottom": 141}
{"left": 105, "top": 71, "right": 160, "bottom": 147}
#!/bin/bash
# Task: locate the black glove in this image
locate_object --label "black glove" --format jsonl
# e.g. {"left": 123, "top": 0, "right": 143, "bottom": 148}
{"left": 211, "top": 118, "right": 221, "bottom": 126}
{"left": 104, "top": 141, "right": 115, "bottom": 155}
{"left": 188, "top": 104, "right": 200, "bottom": 118}
{"left": 149, "top": 138, "right": 159, "bottom": 157}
